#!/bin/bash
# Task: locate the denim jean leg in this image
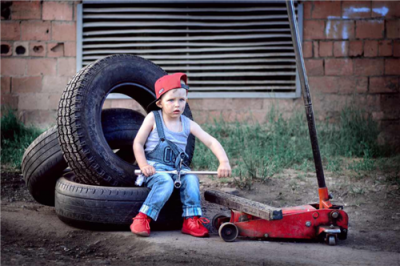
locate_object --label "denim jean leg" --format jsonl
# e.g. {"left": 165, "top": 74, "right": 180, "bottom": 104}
{"left": 180, "top": 174, "right": 202, "bottom": 217}
{"left": 140, "top": 172, "right": 174, "bottom": 221}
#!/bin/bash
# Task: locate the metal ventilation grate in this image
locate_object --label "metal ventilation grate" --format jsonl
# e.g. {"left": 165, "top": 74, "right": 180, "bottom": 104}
{"left": 77, "top": 1, "right": 302, "bottom": 98}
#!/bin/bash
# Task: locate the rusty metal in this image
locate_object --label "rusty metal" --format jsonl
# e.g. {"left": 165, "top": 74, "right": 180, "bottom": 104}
{"left": 286, "top": 0, "right": 327, "bottom": 190}
{"left": 205, "top": 190, "right": 282, "bottom": 221}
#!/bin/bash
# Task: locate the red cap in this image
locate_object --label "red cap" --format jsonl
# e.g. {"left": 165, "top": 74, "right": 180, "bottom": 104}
{"left": 154, "top": 72, "right": 188, "bottom": 100}
{"left": 147, "top": 73, "right": 189, "bottom": 111}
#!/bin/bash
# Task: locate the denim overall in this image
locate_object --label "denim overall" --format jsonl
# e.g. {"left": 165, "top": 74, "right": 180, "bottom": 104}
{"left": 139, "top": 111, "right": 202, "bottom": 221}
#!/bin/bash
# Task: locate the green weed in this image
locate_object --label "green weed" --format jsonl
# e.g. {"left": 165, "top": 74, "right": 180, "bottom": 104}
{"left": 191, "top": 106, "right": 395, "bottom": 189}
{"left": 1, "top": 110, "right": 44, "bottom": 168}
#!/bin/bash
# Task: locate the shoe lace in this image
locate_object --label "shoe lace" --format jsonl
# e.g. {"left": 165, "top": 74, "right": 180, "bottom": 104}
{"left": 133, "top": 216, "right": 151, "bottom": 230}
{"left": 192, "top": 217, "right": 210, "bottom": 228}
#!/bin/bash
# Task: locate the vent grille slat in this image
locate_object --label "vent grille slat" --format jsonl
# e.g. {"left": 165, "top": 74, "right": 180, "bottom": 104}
{"left": 80, "top": 2, "right": 301, "bottom": 98}
{"left": 83, "top": 41, "right": 293, "bottom": 48}
{"left": 83, "top": 21, "right": 290, "bottom": 28}
{"left": 84, "top": 28, "right": 291, "bottom": 36}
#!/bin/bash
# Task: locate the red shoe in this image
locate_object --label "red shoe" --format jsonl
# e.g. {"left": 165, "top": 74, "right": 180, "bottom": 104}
{"left": 182, "top": 217, "right": 210, "bottom": 237}
{"left": 130, "top": 212, "right": 151, "bottom": 237}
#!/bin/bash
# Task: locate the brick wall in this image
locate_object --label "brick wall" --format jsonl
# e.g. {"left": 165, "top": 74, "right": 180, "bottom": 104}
{"left": 1, "top": 1, "right": 78, "bottom": 127}
{"left": 1, "top": 1, "right": 399, "bottom": 146}
{"left": 301, "top": 0, "right": 400, "bottom": 146}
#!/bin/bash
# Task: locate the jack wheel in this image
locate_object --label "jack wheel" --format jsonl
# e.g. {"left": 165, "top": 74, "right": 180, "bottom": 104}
{"left": 212, "top": 213, "right": 230, "bottom": 231}
{"left": 219, "top": 222, "right": 239, "bottom": 242}
{"left": 327, "top": 235, "right": 337, "bottom": 246}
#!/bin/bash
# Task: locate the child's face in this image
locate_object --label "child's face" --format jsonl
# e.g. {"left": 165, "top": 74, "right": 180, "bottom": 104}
{"left": 156, "top": 88, "right": 187, "bottom": 117}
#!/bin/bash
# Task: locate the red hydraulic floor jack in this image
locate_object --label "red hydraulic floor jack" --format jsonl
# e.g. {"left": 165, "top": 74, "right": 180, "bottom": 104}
{"left": 205, "top": 0, "right": 349, "bottom": 245}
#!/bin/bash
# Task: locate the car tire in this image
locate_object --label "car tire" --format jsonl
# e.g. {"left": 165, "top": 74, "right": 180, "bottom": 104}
{"left": 55, "top": 173, "right": 183, "bottom": 230}
{"left": 57, "top": 54, "right": 195, "bottom": 186}
{"left": 22, "top": 108, "right": 144, "bottom": 206}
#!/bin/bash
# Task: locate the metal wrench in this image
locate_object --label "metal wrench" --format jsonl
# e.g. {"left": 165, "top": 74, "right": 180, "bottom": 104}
{"left": 134, "top": 168, "right": 218, "bottom": 188}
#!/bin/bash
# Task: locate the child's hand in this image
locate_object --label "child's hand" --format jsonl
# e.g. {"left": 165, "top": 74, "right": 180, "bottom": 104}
{"left": 141, "top": 165, "right": 156, "bottom": 177}
{"left": 217, "top": 162, "right": 231, "bottom": 178}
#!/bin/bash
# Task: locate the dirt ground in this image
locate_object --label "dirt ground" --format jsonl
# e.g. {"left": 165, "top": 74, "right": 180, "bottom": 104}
{"left": 2, "top": 166, "right": 400, "bottom": 266}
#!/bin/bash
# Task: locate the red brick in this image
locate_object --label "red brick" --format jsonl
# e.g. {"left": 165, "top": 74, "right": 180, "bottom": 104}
{"left": 47, "top": 42, "right": 64, "bottom": 57}
{"left": 64, "top": 42, "right": 76, "bottom": 57}
{"left": 43, "top": 2, "right": 73, "bottom": 21}
{"left": 354, "top": 59, "right": 384, "bottom": 76}
{"left": 57, "top": 58, "right": 76, "bottom": 77}
{"left": 312, "top": 94, "right": 348, "bottom": 113}
{"left": 42, "top": 76, "right": 69, "bottom": 93}
{"left": 1, "top": 41, "right": 13, "bottom": 56}
{"left": 333, "top": 41, "right": 349, "bottom": 57}
{"left": 370, "top": 77, "right": 400, "bottom": 93}
{"left": 378, "top": 40, "right": 392, "bottom": 56}
{"left": 1, "top": 94, "right": 19, "bottom": 109}
{"left": 356, "top": 20, "right": 385, "bottom": 39}
{"left": 394, "top": 41, "right": 400, "bottom": 57}
{"left": 21, "top": 21, "right": 51, "bottom": 41}
{"left": 303, "top": 1, "right": 312, "bottom": 19}
{"left": 340, "top": 77, "right": 368, "bottom": 94}
{"left": 385, "top": 59, "right": 400, "bottom": 75}
{"left": 387, "top": 20, "right": 400, "bottom": 39}
{"left": 29, "top": 42, "right": 46, "bottom": 57}
{"left": 231, "top": 99, "right": 262, "bottom": 110}
{"left": 18, "top": 93, "right": 50, "bottom": 110}
{"left": 319, "top": 41, "right": 333, "bottom": 57}
{"left": 325, "top": 59, "right": 353, "bottom": 76}
{"left": 1, "top": 76, "right": 11, "bottom": 93}
{"left": 313, "top": 41, "right": 319, "bottom": 58}
{"left": 1, "top": 21, "right": 20, "bottom": 41}
{"left": 27, "top": 58, "right": 57, "bottom": 76}
{"left": 371, "top": 1, "right": 400, "bottom": 18}
{"left": 202, "top": 98, "right": 233, "bottom": 110}
{"left": 13, "top": 41, "right": 29, "bottom": 56}
{"left": 349, "top": 41, "right": 363, "bottom": 57}
{"left": 1, "top": 58, "right": 27, "bottom": 76}
{"left": 364, "top": 40, "right": 378, "bottom": 57}
{"left": 309, "top": 76, "right": 339, "bottom": 94}
{"left": 311, "top": 1, "right": 341, "bottom": 19}
{"left": 10, "top": 1, "right": 41, "bottom": 20}
{"left": 305, "top": 59, "right": 324, "bottom": 76}
{"left": 342, "top": 1, "right": 371, "bottom": 19}
{"left": 302, "top": 41, "right": 312, "bottom": 58}
{"left": 52, "top": 22, "right": 76, "bottom": 41}
{"left": 12, "top": 76, "right": 42, "bottom": 93}
{"left": 325, "top": 20, "right": 355, "bottom": 40}
{"left": 304, "top": 21, "right": 325, "bottom": 40}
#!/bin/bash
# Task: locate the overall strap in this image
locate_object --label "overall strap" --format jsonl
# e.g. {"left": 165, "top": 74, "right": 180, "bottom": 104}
{"left": 152, "top": 110, "right": 166, "bottom": 140}
{"left": 152, "top": 111, "right": 190, "bottom": 166}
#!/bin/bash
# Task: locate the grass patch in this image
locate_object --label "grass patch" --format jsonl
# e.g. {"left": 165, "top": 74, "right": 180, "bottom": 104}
{"left": 1, "top": 110, "right": 44, "bottom": 168}
{"left": 192, "top": 107, "right": 396, "bottom": 189}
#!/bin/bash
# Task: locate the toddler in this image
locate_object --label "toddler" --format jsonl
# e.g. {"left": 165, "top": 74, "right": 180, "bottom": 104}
{"left": 131, "top": 72, "right": 231, "bottom": 237}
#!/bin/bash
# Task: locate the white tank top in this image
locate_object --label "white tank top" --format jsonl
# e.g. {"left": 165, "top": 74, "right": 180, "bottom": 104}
{"left": 144, "top": 110, "right": 191, "bottom": 153}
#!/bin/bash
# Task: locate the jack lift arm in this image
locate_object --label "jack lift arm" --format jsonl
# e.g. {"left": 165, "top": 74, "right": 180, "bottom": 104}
{"left": 205, "top": 0, "right": 349, "bottom": 245}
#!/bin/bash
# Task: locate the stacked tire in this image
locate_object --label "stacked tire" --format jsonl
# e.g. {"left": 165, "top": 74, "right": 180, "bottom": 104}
{"left": 22, "top": 55, "right": 195, "bottom": 230}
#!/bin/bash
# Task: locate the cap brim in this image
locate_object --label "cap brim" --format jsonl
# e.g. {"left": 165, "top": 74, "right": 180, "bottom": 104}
{"left": 146, "top": 98, "right": 161, "bottom": 112}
